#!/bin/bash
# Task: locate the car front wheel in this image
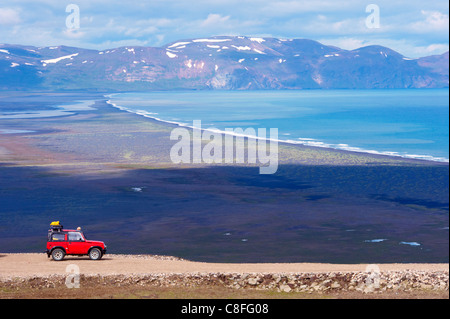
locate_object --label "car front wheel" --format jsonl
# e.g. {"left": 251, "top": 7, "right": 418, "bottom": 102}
{"left": 89, "top": 248, "right": 102, "bottom": 260}
{"left": 51, "top": 248, "right": 65, "bottom": 261}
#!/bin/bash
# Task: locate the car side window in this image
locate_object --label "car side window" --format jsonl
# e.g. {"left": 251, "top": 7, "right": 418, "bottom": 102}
{"left": 68, "top": 232, "right": 84, "bottom": 241}
{"left": 51, "top": 233, "right": 66, "bottom": 241}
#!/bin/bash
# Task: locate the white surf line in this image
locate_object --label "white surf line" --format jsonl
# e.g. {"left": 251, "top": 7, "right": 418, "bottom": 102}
{"left": 103, "top": 95, "right": 449, "bottom": 163}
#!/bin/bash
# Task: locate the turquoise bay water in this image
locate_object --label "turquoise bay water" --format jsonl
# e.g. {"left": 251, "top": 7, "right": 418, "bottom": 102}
{"left": 107, "top": 89, "right": 449, "bottom": 162}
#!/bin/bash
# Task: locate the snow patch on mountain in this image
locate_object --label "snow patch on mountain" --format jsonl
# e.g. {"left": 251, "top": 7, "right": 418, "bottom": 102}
{"left": 231, "top": 45, "right": 251, "bottom": 51}
{"left": 168, "top": 41, "right": 191, "bottom": 48}
{"left": 166, "top": 51, "right": 177, "bottom": 58}
{"left": 250, "top": 38, "right": 265, "bottom": 43}
{"left": 41, "top": 53, "right": 79, "bottom": 64}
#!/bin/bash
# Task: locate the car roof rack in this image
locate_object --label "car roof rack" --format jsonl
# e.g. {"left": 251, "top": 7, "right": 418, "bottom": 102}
{"left": 49, "top": 221, "right": 63, "bottom": 232}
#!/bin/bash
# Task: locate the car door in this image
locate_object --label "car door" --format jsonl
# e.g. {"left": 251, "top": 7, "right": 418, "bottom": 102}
{"left": 67, "top": 231, "right": 89, "bottom": 254}
{"left": 49, "top": 232, "right": 69, "bottom": 252}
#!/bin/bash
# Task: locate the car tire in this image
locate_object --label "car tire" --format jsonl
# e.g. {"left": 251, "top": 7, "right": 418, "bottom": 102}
{"left": 51, "top": 248, "right": 65, "bottom": 261}
{"left": 89, "top": 248, "right": 102, "bottom": 260}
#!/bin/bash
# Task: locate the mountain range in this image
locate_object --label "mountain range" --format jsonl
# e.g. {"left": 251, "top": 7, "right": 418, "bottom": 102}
{"left": 1, "top": 36, "right": 448, "bottom": 91}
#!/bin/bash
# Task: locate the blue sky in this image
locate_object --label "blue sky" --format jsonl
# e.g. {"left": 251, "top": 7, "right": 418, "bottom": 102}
{"left": 0, "top": 0, "right": 448, "bottom": 58}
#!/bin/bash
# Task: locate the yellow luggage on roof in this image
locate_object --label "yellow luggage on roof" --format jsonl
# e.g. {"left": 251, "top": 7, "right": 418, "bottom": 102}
{"left": 50, "top": 221, "right": 60, "bottom": 226}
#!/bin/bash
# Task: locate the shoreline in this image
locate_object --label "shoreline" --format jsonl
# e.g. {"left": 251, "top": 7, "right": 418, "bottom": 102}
{"left": 0, "top": 92, "right": 447, "bottom": 166}
{"left": 105, "top": 99, "right": 448, "bottom": 167}
{"left": 104, "top": 93, "right": 449, "bottom": 165}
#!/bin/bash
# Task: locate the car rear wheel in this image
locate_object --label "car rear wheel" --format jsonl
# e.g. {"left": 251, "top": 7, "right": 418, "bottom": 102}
{"left": 89, "top": 248, "right": 102, "bottom": 260}
{"left": 51, "top": 248, "right": 65, "bottom": 261}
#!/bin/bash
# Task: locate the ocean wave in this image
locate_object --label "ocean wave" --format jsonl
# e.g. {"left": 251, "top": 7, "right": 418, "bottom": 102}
{"left": 293, "top": 137, "right": 449, "bottom": 163}
{"left": 364, "top": 239, "right": 387, "bottom": 243}
{"left": 0, "top": 129, "right": 35, "bottom": 134}
{"left": 399, "top": 241, "right": 421, "bottom": 246}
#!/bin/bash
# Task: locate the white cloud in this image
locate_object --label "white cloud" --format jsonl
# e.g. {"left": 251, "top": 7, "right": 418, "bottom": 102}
{"left": 200, "top": 14, "right": 230, "bottom": 28}
{"left": 259, "top": 0, "right": 356, "bottom": 16}
{"left": 63, "top": 28, "right": 86, "bottom": 39}
{"left": 413, "top": 43, "right": 449, "bottom": 56}
{"left": 0, "top": 7, "right": 21, "bottom": 25}
{"left": 0, "top": 0, "right": 447, "bottom": 58}
{"left": 320, "top": 37, "right": 449, "bottom": 58}
{"left": 411, "top": 10, "right": 449, "bottom": 32}
{"left": 319, "top": 37, "right": 368, "bottom": 50}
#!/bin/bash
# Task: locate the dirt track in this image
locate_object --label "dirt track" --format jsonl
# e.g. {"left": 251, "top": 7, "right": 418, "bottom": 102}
{"left": 1, "top": 254, "right": 448, "bottom": 299}
{"left": 0, "top": 253, "right": 448, "bottom": 278}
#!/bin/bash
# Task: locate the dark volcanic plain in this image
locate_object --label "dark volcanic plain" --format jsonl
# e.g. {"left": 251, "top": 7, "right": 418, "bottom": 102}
{"left": 0, "top": 92, "right": 448, "bottom": 263}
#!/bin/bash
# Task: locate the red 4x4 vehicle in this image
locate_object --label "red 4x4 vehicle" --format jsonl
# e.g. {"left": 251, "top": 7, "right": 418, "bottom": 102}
{"left": 46, "top": 222, "right": 107, "bottom": 261}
